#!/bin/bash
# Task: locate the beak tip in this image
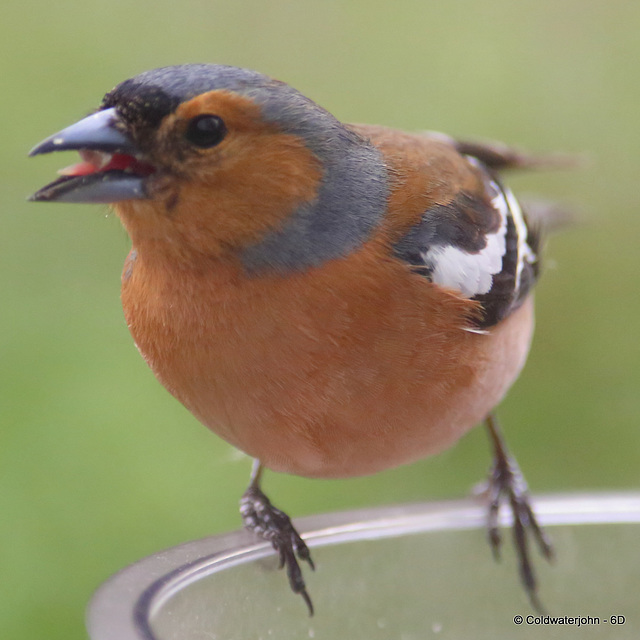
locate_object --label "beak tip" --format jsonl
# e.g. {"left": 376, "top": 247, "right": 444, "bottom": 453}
{"left": 27, "top": 188, "right": 47, "bottom": 202}
{"left": 29, "top": 138, "right": 63, "bottom": 157}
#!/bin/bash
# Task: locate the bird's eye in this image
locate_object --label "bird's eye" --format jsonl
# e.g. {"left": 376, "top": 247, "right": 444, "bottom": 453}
{"left": 184, "top": 114, "right": 227, "bottom": 148}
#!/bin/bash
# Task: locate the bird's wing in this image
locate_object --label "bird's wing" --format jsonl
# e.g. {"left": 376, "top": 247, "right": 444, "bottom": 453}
{"left": 351, "top": 125, "right": 541, "bottom": 329}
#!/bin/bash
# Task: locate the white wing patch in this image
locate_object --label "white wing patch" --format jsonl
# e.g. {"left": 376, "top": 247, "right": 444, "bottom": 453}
{"left": 421, "top": 175, "right": 509, "bottom": 298}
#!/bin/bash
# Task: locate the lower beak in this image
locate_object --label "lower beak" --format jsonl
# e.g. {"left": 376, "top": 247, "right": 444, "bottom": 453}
{"left": 29, "top": 107, "right": 151, "bottom": 204}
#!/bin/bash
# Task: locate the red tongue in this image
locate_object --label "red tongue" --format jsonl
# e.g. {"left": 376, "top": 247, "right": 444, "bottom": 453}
{"left": 58, "top": 153, "right": 155, "bottom": 177}
{"left": 102, "top": 153, "right": 137, "bottom": 172}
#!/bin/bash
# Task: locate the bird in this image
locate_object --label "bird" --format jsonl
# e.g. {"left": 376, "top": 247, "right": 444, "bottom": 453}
{"left": 29, "top": 63, "right": 559, "bottom": 616}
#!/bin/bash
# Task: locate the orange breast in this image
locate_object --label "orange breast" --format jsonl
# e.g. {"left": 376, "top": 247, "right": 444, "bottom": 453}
{"left": 121, "top": 241, "right": 533, "bottom": 479}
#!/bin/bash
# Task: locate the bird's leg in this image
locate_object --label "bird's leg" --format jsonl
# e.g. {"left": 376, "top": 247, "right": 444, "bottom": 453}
{"left": 484, "top": 413, "right": 554, "bottom": 612}
{"left": 240, "top": 459, "right": 315, "bottom": 616}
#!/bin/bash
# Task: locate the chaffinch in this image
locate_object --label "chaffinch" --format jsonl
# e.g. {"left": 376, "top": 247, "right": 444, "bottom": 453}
{"left": 30, "top": 64, "right": 558, "bottom": 615}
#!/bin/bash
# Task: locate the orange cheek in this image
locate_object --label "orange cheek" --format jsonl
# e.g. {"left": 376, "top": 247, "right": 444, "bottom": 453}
{"left": 116, "top": 91, "right": 324, "bottom": 262}
{"left": 166, "top": 132, "right": 322, "bottom": 256}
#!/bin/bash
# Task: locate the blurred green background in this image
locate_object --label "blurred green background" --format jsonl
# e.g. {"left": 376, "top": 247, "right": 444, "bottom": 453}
{"left": 2, "top": 1, "right": 639, "bottom": 638}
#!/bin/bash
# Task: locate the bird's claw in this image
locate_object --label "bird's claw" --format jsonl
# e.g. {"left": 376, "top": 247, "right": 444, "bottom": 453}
{"left": 486, "top": 449, "right": 554, "bottom": 612}
{"left": 240, "top": 485, "right": 315, "bottom": 615}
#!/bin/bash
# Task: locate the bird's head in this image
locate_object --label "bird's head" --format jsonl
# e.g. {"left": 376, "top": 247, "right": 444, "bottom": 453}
{"left": 30, "top": 64, "right": 387, "bottom": 268}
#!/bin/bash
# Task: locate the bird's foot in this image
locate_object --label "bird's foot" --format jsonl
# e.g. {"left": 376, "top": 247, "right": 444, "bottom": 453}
{"left": 484, "top": 415, "right": 554, "bottom": 613}
{"left": 240, "top": 484, "right": 315, "bottom": 615}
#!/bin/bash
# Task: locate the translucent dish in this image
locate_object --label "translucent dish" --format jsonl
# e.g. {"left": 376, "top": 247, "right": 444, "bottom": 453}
{"left": 87, "top": 492, "right": 640, "bottom": 640}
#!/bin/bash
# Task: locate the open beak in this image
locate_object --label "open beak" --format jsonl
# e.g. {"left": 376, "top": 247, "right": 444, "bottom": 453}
{"left": 29, "top": 107, "right": 154, "bottom": 203}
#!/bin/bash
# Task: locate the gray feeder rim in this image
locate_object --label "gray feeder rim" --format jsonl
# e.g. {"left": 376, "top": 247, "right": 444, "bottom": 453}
{"left": 86, "top": 491, "right": 640, "bottom": 640}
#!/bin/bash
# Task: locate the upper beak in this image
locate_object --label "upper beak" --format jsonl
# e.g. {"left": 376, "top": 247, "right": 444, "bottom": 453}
{"left": 29, "top": 107, "right": 151, "bottom": 203}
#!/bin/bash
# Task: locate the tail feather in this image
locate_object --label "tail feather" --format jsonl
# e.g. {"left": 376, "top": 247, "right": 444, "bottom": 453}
{"left": 454, "top": 138, "right": 584, "bottom": 172}
{"left": 519, "top": 196, "right": 577, "bottom": 235}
